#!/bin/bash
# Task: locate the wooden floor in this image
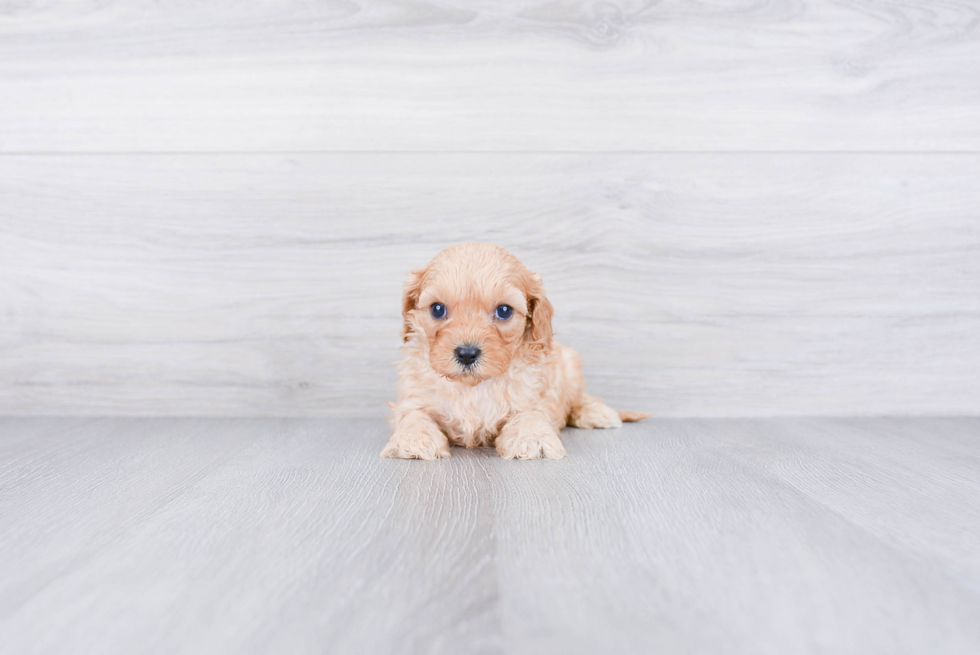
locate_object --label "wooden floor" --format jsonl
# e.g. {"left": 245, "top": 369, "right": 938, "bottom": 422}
{"left": 1, "top": 417, "right": 978, "bottom": 654}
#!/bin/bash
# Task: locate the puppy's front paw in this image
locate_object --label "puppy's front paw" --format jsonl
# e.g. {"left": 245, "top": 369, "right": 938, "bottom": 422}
{"left": 381, "top": 427, "right": 451, "bottom": 460}
{"left": 496, "top": 429, "right": 566, "bottom": 460}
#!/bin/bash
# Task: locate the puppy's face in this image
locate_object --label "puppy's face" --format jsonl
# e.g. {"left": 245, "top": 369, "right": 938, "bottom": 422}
{"left": 402, "top": 243, "right": 553, "bottom": 386}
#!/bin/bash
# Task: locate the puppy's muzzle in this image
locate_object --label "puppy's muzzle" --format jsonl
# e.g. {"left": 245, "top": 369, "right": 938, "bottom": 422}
{"left": 454, "top": 345, "right": 481, "bottom": 368}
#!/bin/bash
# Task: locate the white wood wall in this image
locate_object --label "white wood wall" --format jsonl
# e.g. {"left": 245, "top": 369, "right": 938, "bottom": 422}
{"left": 1, "top": 1, "right": 978, "bottom": 417}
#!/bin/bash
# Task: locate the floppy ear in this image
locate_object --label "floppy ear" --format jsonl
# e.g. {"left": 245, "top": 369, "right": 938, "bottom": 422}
{"left": 523, "top": 271, "right": 554, "bottom": 350}
{"left": 401, "top": 267, "right": 426, "bottom": 343}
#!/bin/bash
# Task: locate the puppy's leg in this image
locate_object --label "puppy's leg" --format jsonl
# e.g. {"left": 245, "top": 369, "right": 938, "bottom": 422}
{"left": 568, "top": 394, "right": 624, "bottom": 429}
{"left": 496, "top": 411, "right": 566, "bottom": 460}
{"left": 559, "top": 345, "right": 628, "bottom": 429}
{"left": 381, "top": 407, "right": 451, "bottom": 459}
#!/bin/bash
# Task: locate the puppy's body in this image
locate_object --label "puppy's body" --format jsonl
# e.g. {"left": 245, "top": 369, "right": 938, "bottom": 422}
{"left": 382, "top": 243, "right": 647, "bottom": 460}
{"left": 400, "top": 336, "right": 587, "bottom": 448}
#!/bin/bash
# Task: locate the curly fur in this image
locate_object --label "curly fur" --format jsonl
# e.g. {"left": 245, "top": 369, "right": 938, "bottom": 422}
{"left": 381, "top": 243, "right": 648, "bottom": 460}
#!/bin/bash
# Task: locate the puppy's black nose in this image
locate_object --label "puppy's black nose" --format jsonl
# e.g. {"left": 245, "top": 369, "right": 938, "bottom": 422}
{"left": 454, "top": 345, "right": 481, "bottom": 367}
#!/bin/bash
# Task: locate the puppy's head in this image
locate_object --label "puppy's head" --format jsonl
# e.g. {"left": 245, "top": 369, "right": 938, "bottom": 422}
{"left": 401, "top": 243, "right": 553, "bottom": 385}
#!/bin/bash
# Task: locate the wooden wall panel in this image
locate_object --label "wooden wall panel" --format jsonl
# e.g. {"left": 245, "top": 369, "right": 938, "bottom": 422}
{"left": 2, "top": 154, "right": 977, "bottom": 416}
{"left": 1, "top": 1, "right": 978, "bottom": 152}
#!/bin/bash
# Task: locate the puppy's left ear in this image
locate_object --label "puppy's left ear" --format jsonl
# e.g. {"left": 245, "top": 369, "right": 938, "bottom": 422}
{"left": 523, "top": 271, "right": 554, "bottom": 350}
{"left": 401, "top": 267, "right": 426, "bottom": 343}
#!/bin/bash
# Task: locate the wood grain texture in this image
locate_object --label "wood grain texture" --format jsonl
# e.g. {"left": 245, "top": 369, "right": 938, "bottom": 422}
{"left": 2, "top": 153, "right": 978, "bottom": 416}
{"left": 1, "top": 417, "right": 978, "bottom": 654}
{"left": 1, "top": 1, "right": 979, "bottom": 152}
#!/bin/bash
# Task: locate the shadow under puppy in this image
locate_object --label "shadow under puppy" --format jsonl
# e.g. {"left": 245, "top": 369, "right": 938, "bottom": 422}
{"left": 382, "top": 242, "right": 648, "bottom": 460}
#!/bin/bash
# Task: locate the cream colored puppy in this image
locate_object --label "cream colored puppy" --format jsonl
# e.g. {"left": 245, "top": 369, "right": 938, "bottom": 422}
{"left": 381, "top": 243, "right": 648, "bottom": 460}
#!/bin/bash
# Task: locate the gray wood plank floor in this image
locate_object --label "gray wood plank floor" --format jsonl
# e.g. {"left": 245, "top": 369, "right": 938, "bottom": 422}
{"left": 1, "top": 417, "right": 978, "bottom": 654}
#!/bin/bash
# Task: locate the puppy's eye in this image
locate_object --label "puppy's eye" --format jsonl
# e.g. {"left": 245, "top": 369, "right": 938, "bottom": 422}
{"left": 495, "top": 304, "right": 513, "bottom": 320}
{"left": 430, "top": 303, "right": 447, "bottom": 319}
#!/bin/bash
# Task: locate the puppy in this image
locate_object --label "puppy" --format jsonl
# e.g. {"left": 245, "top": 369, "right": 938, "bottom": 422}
{"left": 381, "top": 243, "right": 649, "bottom": 460}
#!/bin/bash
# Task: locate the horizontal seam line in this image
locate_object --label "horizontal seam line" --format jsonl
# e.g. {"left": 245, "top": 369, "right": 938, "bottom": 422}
{"left": 3, "top": 150, "right": 980, "bottom": 156}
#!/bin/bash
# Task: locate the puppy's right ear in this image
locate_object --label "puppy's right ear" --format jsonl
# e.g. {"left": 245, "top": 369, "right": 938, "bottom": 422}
{"left": 401, "top": 267, "right": 426, "bottom": 342}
